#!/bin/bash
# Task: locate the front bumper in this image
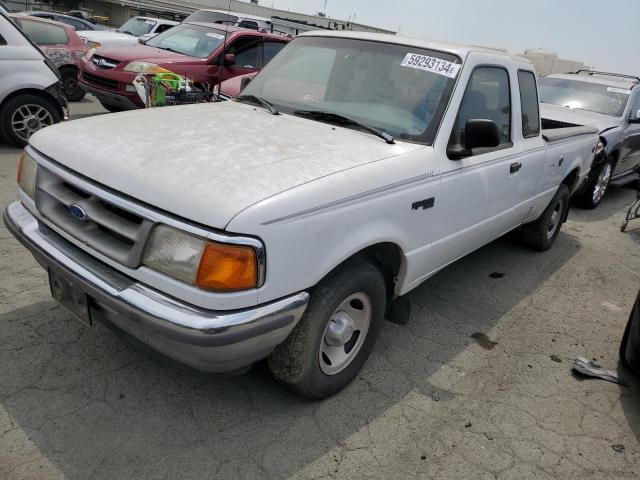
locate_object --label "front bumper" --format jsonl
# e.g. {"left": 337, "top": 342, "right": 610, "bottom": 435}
{"left": 4, "top": 201, "right": 309, "bottom": 373}
{"left": 80, "top": 80, "right": 141, "bottom": 110}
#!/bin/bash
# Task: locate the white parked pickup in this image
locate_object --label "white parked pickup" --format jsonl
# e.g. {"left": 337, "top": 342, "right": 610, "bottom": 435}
{"left": 5, "top": 31, "right": 599, "bottom": 399}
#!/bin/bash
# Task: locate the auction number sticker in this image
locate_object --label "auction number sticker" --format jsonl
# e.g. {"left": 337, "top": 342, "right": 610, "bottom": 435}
{"left": 401, "top": 53, "right": 461, "bottom": 78}
{"left": 607, "top": 87, "right": 631, "bottom": 95}
{"left": 207, "top": 33, "right": 225, "bottom": 39}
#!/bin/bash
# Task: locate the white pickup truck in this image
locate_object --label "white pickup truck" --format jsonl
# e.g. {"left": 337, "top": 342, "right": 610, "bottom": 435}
{"left": 5, "top": 31, "right": 598, "bottom": 399}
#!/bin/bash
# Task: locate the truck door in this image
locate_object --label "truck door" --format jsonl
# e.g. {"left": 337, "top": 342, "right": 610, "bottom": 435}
{"left": 618, "top": 92, "right": 640, "bottom": 175}
{"left": 428, "top": 61, "right": 523, "bottom": 272}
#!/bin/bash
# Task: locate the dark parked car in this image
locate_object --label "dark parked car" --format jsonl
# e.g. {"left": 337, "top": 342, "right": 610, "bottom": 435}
{"left": 621, "top": 290, "right": 640, "bottom": 373}
{"left": 539, "top": 71, "right": 640, "bottom": 208}
{"left": 20, "top": 11, "right": 104, "bottom": 31}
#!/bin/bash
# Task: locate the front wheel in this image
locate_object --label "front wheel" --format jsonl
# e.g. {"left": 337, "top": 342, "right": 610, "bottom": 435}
{"left": 60, "top": 67, "right": 86, "bottom": 102}
{"left": 268, "top": 258, "right": 387, "bottom": 400}
{"left": 574, "top": 160, "right": 613, "bottom": 209}
{"left": 0, "top": 94, "right": 61, "bottom": 147}
{"left": 521, "top": 184, "right": 570, "bottom": 251}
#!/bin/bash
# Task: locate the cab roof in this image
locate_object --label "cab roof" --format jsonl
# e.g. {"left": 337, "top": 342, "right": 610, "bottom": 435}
{"left": 298, "top": 30, "right": 531, "bottom": 65}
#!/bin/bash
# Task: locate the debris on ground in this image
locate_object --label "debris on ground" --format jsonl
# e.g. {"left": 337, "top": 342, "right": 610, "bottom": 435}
{"left": 464, "top": 422, "right": 472, "bottom": 428}
{"left": 489, "top": 272, "right": 505, "bottom": 278}
{"left": 611, "top": 444, "right": 626, "bottom": 453}
{"left": 470, "top": 332, "right": 497, "bottom": 350}
{"left": 550, "top": 355, "right": 562, "bottom": 363}
{"left": 572, "top": 357, "right": 627, "bottom": 386}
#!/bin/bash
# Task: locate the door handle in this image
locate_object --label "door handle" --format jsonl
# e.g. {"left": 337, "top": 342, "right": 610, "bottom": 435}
{"left": 510, "top": 162, "right": 522, "bottom": 173}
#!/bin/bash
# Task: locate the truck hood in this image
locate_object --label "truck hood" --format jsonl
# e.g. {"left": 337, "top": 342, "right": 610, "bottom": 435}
{"left": 78, "top": 30, "right": 139, "bottom": 45}
{"left": 540, "top": 103, "right": 620, "bottom": 132}
{"left": 29, "top": 101, "right": 421, "bottom": 229}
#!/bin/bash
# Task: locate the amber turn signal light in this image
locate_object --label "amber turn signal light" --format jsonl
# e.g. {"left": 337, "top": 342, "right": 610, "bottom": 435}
{"left": 195, "top": 242, "right": 258, "bottom": 291}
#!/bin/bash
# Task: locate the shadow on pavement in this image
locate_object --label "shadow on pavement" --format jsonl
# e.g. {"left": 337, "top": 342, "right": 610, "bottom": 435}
{"left": 0, "top": 232, "right": 580, "bottom": 479}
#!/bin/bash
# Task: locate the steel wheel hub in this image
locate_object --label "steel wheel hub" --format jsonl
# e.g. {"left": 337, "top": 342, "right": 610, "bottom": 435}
{"left": 592, "top": 163, "right": 612, "bottom": 204}
{"left": 11, "top": 104, "right": 54, "bottom": 142}
{"left": 547, "top": 198, "right": 563, "bottom": 240}
{"left": 319, "top": 292, "right": 372, "bottom": 376}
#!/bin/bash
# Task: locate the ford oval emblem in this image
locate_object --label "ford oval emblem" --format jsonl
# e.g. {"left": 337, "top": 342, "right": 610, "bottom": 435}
{"left": 69, "top": 204, "right": 87, "bottom": 221}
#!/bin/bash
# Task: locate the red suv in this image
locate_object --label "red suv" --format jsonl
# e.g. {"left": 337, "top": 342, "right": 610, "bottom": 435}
{"left": 79, "top": 22, "right": 289, "bottom": 112}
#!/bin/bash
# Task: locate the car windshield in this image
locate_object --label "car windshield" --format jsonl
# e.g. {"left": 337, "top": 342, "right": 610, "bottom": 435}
{"left": 146, "top": 24, "right": 225, "bottom": 58}
{"left": 241, "top": 36, "right": 461, "bottom": 144}
{"left": 538, "top": 77, "right": 631, "bottom": 117}
{"left": 119, "top": 17, "right": 156, "bottom": 36}
{"left": 185, "top": 11, "right": 239, "bottom": 25}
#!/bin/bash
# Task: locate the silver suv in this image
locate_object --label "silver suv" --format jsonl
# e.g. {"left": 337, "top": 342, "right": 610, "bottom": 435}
{"left": 0, "top": 12, "right": 67, "bottom": 147}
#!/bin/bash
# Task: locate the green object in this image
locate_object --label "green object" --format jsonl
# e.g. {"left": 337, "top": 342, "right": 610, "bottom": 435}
{"left": 152, "top": 73, "right": 182, "bottom": 107}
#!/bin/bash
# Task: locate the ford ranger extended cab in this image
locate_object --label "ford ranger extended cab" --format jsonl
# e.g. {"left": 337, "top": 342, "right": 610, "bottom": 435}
{"left": 5, "top": 32, "right": 599, "bottom": 399}
{"left": 539, "top": 71, "right": 640, "bottom": 208}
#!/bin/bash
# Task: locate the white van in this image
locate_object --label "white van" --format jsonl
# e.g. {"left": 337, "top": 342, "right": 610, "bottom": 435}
{"left": 0, "top": 12, "right": 67, "bottom": 147}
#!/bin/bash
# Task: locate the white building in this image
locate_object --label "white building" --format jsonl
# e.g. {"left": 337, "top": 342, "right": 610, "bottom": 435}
{"left": 523, "top": 48, "right": 591, "bottom": 77}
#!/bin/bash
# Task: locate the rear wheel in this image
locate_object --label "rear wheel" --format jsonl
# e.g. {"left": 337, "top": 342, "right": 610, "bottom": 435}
{"left": 0, "top": 94, "right": 61, "bottom": 147}
{"left": 268, "top": 258, "right": 386, "bottom": 400}
{"left": 574, "top": 159, "right": 613, "bottom": 209}
{"left": 60, "top": 67, "right": 86, "bottom": 102}
{"left": 521, "top": 184, "right": 570, "bottom": 251}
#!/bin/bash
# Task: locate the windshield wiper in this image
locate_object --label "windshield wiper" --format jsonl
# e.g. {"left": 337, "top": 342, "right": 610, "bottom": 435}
{"left": 293, "top": 110, "right": 395, "bottom": 144}
{"left": 236, "top": 94, "right": 280, "bottom": 115}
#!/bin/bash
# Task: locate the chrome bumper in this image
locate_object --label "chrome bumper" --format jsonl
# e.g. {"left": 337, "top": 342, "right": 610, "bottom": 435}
{"left": 4, "top": 201, "right": 309, "bottom": 373}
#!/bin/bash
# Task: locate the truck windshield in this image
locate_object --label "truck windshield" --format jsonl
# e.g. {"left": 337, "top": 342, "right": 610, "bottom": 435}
{"left": 146, "top": 24, "right": 225, "bottom": 58}
{"left": 119, "top": 17, "right": 156, "bottom": 37}
{"left": 241, "top": 36, "right": 461, "bottom": 144}
{"left": 538, "top": 77, "right": 631, "bottom": 117}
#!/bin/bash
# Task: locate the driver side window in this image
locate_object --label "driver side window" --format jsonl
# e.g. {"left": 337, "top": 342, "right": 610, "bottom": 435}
{"left": 449, "top": 66, "right": 512, "bottom": 155}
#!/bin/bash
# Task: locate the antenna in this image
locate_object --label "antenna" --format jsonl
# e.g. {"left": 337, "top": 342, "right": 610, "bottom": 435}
{"left": 216, "top": 0, "right": 232, "bottom": 102}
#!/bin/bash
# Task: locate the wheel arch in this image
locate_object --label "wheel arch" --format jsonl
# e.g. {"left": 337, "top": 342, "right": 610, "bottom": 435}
{"left": 0, "top": 88, "right": 63, "bottom": 118}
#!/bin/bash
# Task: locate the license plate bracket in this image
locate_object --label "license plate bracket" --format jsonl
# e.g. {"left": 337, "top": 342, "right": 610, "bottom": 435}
{"left": 49, "top": 270, "right": 92, "bottom": 326}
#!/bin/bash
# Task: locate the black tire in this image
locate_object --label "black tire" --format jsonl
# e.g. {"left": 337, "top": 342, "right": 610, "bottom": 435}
{"left": 521, "top": 184, "right": 570, "bottom": 251}
{"left": 98, "top": 100, "right": 126, "bottom": 113}
{"left": 60, "top": 67, "right": 86, "bottom": 102}
{"left": 268, "top": 258, "right": 387, "bottom": 400}
{"left": 620, "top": 316, "right": 631, "bottom": 365}
{"left": 0, "top": 94, "right": 61, "bottom": 148}
{"left": 573, "top": 159, "right": 613, "bottom": 209}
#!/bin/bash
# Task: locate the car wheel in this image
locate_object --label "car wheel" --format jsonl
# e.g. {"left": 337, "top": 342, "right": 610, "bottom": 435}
{"left": 521, "top": 184, "right": 570, "bottom": 251}
{"left": 574, "top": 160, "right": 613, "bottom": 209}
{"left": 98, "top": 101, "right": 126, "bottom": 113}
{"left": 0, "top": 94, "right": 61, "bottom": 147}
{"left": 60, "top": 67, "right": 86, "bottom": 102}
{"left": 268, "top": 257, "right": 386, "bottom": 400}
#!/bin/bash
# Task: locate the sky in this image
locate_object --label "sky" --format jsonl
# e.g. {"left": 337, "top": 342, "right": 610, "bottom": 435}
{"left": 255, "top": 0, "right": 638, "bottom": 76}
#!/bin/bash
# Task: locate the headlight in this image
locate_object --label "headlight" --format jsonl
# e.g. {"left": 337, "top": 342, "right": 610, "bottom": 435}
{"left": 123, "top": 61, "right": 164, "bottom": 73}
{"left": 142, "top": 225, "right": 259, "bottom": 291}
{"left": 17, "top": 152, "right": 37, "bottom": 199}
{"left": 87, "top": 41, "right": 102, "bottom": 49}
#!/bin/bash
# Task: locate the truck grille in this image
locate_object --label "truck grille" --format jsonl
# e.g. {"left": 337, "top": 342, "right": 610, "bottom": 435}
{"left": 82, "top": 72, "right": 119, "bottom": 90}
{"left": 91, "top": 55, "right": 120, "bottom": 70}
{"left": 35, "top": 167, "right": 154, "bottom": 268}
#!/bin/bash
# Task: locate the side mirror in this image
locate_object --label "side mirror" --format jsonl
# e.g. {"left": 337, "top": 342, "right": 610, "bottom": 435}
{"left": 240, "top": 76, "right": 252, "bottom": 91}
{"left": 224, "top": 53, "right": 236, "bottom": 66}
{"left": 447, "top": 119, "right": 501, "bottom": 160}
{"left": 629, "top": 109, "right": 640, "bottom": 124}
